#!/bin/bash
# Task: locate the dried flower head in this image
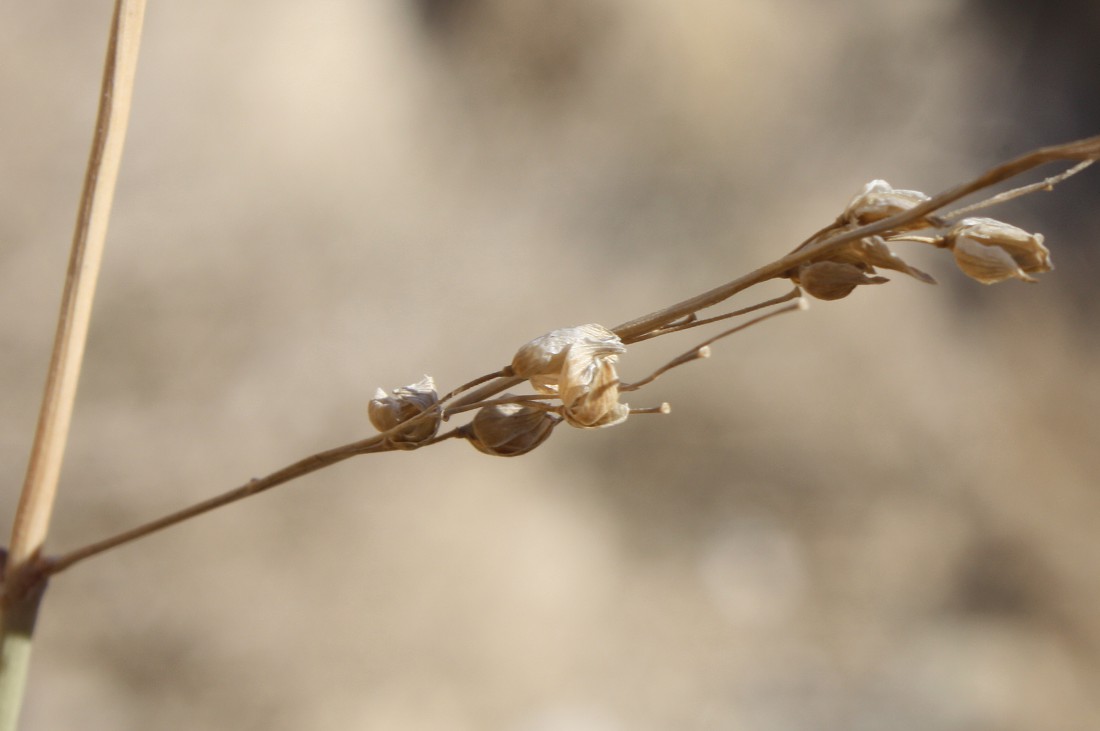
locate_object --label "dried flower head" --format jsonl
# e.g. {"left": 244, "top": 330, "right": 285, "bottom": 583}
{"left": 368, "top": 375, "right": 440, "bottom": 446}
{"left": 792, "top": 236, "right": 934, "bottom": 300}
{"left": 463, "top": 398, "right": 560, "bottom": 457}
{"left": 945, "top": 217, "right": 1052, "bottom": 284}
{"left": 843, "top": 179, "right": 932, "bottom": 230}
{"left": 794, "top": 261, "right": 888, "bottom": 301}
{"left": 850, "top": 236, "right": 936, "bottom": 283}
{"left": 559, "top": 356, "right": 631, "bottom": 428}
{"left": 511, "top": 324, "right": 630, "bottom": 429}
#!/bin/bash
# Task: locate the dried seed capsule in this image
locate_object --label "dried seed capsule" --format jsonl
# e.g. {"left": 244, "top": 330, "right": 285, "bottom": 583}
{"left": 560, "top": 357, "right": 630, "bottom": 428}
{"left": 794, "top": 261, "right": 889, "bottom": 301}
{"left": 945, "top": 217, "right": 1052, "bottom": 284}
{"left": 511, "top": 324, "right": 631, "bottom": 429}
{"left": 843, "top": 179, "right": 932, "bottom": 230}
{"left": 368, "top": 375, "right": 440, "bottom": 446}
{"left": 511, "top": 324, "right": 626, "bottom": 394}
{"left": 786, "top": 234, "right": 933, "bottom": 298}
{"left": 464, "top": 399, "right": 560, "bottom": 457}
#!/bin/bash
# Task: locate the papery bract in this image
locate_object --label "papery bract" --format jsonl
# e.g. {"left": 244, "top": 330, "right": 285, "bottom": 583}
{"left": 368, "top": 375, "right": 440, "bottom": 445}
{"left": 946, "top": 217, "right": 1052, "bottom": 284}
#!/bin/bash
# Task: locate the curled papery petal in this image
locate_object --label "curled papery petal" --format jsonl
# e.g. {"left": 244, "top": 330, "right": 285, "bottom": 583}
{"left": 511, "top": 323, "right": 631, "bottom": 429}
{"left": 856, "top": 236, "right": 936, "bottom": 284}
{"left": 844, "top": 179, "right": 931, "bottom": 229}
{"left": 464, "top": 399, "right": 560, "bottom": 457}
{"left": 511, "top": 324, "right": 626, "bottom": 394}
{"left": 946, "top": 217, "right": 1052, "bottom": 284}
{"left": 561, "top": 357, "right": 631, "bottom": 428}
{"left": 565, "top": 400, "right": 631, "bottom": 429}
{"left": 368, "top": 375, "right": 440, "bottom": 445}
{"left": 795, "top": 261, "right": 888, "bottom": 301}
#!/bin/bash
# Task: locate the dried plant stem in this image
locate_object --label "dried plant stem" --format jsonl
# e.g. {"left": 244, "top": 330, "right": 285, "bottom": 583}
{"left": 624, "top": 298, "right": 808, "bottom": 392}
{"left": 442, "top": 136, "right": 1100, "bottom": 420}
{"left": 0, "top": 2, "right": 146, "bottom": 729}
{"left": 19, "top": 134, "right": 1100, "bottom": 608}
{"left": 45, "top": 438, "right": 386, "bottom": 576}
{"left": 612, "top": 134, "right": 1100, "bottom": 343}
{"left": 942, "top": 160, "right": 1095, "bottom": 219}
{"left": 437, "top": 369, "right": 509, "bottom": 404}
{"left": 42, "top": 422, "right": 474, "bottom": 577}
{"left": 631, "top": 287, "right": 803, "bottom": 342}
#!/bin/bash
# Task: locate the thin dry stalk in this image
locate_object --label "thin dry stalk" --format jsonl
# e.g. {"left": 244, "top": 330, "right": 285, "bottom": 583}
{"left": 0, "top": 2, "right": 146, "bottom": 729}
{"left": 23, "top": 131, "right": 1098, "bottom": 584}
{"left": 612, "top": 135, "right": 1100, "bottom": 343}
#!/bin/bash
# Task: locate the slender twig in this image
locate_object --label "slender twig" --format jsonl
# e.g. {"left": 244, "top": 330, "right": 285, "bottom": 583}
{"left": 942, "top": 160, "right": 1095, "bottom": 219}
{"left": 43, "top": 437, "right": 386, "bottom": 576}
{"left": 438, "top": 138, "right": 1100, "bottom": 427}
{"left": 631, "top": 287, "right": 803, "bottom": 342}
{"left": 611, "top": 135, "right": 1100, "bottom": 343}
{"left": 25, "top": 134, "right": 1100, "bottom": 592}
{"left": 39, "top": 419, "right": 472, "bottom": 577}
{"left": 445, "top": 393, "right": 558, "bottom": 418}
{"left": 0, "top": 2, "right": 146, "bottom": 730}
{"left": 623, "top": 298, "right": 808, "bottom": 392}
{"left": 437, "top": 369, "right": 508, "bottom": 404}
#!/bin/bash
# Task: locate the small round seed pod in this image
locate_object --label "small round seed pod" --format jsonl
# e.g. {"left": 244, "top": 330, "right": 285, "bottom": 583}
{"left": 794, "top": 261, "right": 889, "bottom": 301}
{"left": 368, "top": 375, "right": 441, "bottom": 447}
{"left": 511, "top": 324, "right": 626, "bottom": 395}
{"left": 945, "top": 217, "right": 1052, "bottom": 284}
{"left": 843, "top": 179, "right": 932, "bottom": 230}
{"left": 463, "top": 399, "right": 560, "bottom": 457}
{"left": 511, "top": 324, "right": 631, "bottom": 429}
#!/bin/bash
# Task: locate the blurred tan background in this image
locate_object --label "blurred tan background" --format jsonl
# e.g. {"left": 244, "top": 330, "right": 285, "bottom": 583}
{"left": 3, "top": 1, "right": 1100, "bottom": 729}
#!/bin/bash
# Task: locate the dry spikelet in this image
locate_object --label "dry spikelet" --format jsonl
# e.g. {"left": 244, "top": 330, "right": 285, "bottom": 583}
{"left": 463, "top": 399, "right": 560, "bottom": 457}
{"left": 945, "top": 217, "right": 1052, "bottom": 284}
{"left": 368, "top": 375, "right": 441, "bottom": 446}
{"left": 511, "top": 324, "right": 631, "bottom": 428}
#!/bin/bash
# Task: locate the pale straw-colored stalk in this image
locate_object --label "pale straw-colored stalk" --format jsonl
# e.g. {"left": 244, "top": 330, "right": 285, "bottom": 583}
{"left": 0, "top": 2, "right": 146, "bottom": 728}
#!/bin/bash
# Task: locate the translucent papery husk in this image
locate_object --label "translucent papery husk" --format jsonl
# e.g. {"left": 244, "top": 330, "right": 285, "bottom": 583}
{"left": 790, "top": 236, "right": 934, "bottom": 297}
{"left": 368, "top": 375, "right": 441, "bottom": 445}
{"left": 843, "top": 179, "right": 933, "bottom": 231}
{"left": 795, "top": 261, "right": 889, "bottom": 301}
{"left": 559, "top": 358, "right": 630, "bottom": 428}
{"left": 564, "top": 399, "right": 631, "bottom": 429}
{"left": 511, "top": 324, "right": 626, "bottom": 395}
{"left": 465, "top": 399, "right": 560, "bottom": 457}
{"left": 946, "top": 217, "right": 1052, "bottom": 284}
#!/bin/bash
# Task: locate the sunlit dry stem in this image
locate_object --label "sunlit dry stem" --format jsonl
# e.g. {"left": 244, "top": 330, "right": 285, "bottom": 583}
{"left": 621, "top": 347, "right": 711, "bottom": 393}
{"left": 3, "top": 5, "right": 147, "bottom": 729}
{"left": 625, "top": 299, "right": 807, "bottom": 396}
{"left": 943, "top": 160, "right": 1095, "bottom": 220}
{"left": 614, "top": 134, "right": 1100, "bottom": 344}
{"left": 886, "top": 235, "right": 945, "bottom": 247}
{"left": 6, "top": 0, "right": 147, "bottom": 595}
{"left": 445, "top": 393, "right": 558, "bottom": 418}
{"left": 43, "top": 378, "right": 558, "bottom": 575}
{"left": 437, "top": 369, "right": 509, "bottom": 404}
{"left": 42, "top": 412, "right": 447, "bottom": 576}
{"left": 376, "top": 428, "right": 465, "bottom": 451}
{"left": 33, "top": 133, "right": 1100, "bottom": 579}
{"left": 630, "top": 403, "right": 672, "bottom": 416}
{"left": 631, "top": 287, "right": 803, "bottom": 342}
{"left": 613, "top": 297, "right": 804, "bottom": 399}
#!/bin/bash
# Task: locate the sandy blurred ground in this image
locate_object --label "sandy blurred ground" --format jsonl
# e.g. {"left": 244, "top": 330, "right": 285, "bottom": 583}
{"left": 3, "top": 1, "right": 1100, "bottom": 729}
